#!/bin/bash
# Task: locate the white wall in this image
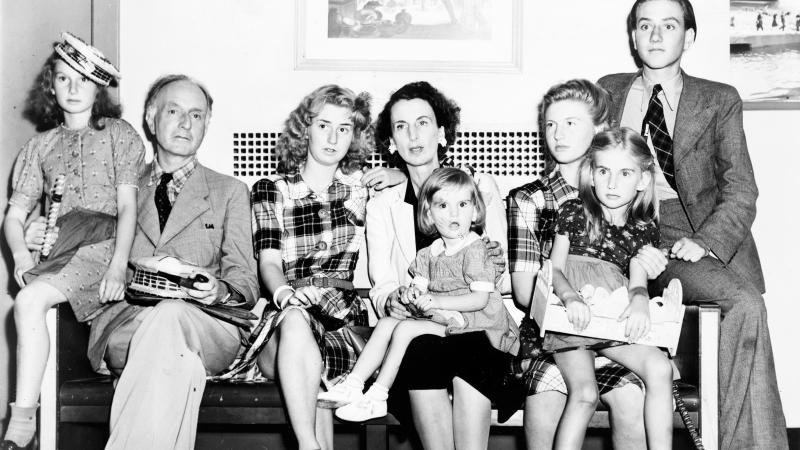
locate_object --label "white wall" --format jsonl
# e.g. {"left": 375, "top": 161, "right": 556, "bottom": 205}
{"left": 119, "top": 0, "right": 799, "bottom": 426}
{"left": 746, "top": 110, "right": 800, "bottom": 428}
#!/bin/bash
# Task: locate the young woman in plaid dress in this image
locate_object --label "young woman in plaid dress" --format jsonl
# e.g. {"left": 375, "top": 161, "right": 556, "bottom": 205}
{"left": 249, "top": 85, "right": 372, "bottom": 450}
{"left": 507, "top": 80, "right": 666, "bottom": 449}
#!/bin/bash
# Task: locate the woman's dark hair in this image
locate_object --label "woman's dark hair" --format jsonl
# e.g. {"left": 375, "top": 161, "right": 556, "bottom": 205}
{"left": 23, "top": 53, "right": 121, "bottom": 132}
{"left": 375, "top": 81, "right": 460, "bottom": 170}
{"left": 276, "top": 84, "right": 372, "bottom": 175}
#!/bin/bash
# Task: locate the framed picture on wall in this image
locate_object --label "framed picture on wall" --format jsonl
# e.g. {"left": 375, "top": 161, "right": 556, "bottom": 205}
{"left": 295, "top": 0, "right": 522, "bottom": 73}
{"left": 729, "top": 1, "right": 800, "bottom": 109}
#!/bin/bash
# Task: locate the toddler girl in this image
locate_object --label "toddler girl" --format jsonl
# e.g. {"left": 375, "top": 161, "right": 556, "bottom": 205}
{"left": 2, "top": 32, "right": 144, "bottom": 449}
{"left": 547, "top": 127, "right": 675, "bottom": 450}
{"left": 320, "top": 167, "right": 519, "bottom": 422}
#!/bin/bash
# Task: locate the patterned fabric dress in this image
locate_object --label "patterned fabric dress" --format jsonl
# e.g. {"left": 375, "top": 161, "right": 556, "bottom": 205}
{"left": 543, "top": 199, "right": 660, "bottom": 351}
{"left": 507, "top": 170, "right": 644, "bottom": 395}
{"left": 243, "top": 169, "right": 369, "bottom": 385}
{"left": 409, "top": 234, "right": 519, "bottom": 355}
{"left": 10, "top": 119, "right": 145, "bottom": 321}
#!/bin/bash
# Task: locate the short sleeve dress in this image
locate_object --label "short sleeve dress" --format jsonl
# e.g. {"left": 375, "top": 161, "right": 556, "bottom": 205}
{"left": 245, "top": 169, "right": 369, "bottom": 385}
{"left": 544, "top": 199, "right": 659, "bottom": 351}
{"left": 408, "top": 234, "right": 519, "bottom": 355}
{"left": 10, "top": 119, "right": 145, "bottom": 321}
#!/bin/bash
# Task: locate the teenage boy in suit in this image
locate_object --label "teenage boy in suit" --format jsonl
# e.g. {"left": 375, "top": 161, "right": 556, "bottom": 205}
{"left": 598, "top": 1, "right": 788, "bottom": 448}
{"left": 87, "top": 74, "right": 259, "bottom": 450}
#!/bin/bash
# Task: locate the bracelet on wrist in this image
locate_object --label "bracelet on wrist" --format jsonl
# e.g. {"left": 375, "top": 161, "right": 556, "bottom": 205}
{"left": 273, "top": 285, "right": 295, "bottom": 309}
{"left": 561, "top": 292, "right": 583, "bottom": 305}
{"left": 629, "top": 286, "right": 649, "bottom": 299}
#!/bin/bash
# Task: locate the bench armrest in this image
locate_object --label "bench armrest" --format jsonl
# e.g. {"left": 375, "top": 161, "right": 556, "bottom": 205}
{"left": 698, "top": 304, "right": 720, "bottom": 450}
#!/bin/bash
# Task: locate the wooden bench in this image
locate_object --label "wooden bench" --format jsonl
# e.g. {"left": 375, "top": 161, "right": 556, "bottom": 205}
{"left": 40, "top": 300, "right": 719, "bottom": 449}
{"left": 38, "top": 132, "right": 719, "bottom": 448}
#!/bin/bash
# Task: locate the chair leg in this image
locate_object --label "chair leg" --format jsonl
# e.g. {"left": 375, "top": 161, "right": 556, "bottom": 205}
{"left": 365, "top": 424, "right": 388, "bottom": 450}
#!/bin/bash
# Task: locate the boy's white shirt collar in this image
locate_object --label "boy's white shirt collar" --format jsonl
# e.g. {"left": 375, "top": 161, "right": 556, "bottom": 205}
{"left": 636, "top": 71, "right": 683, "bottom": 112}
{"left": 429, "top": 231, "right": 482, "bottom": 257}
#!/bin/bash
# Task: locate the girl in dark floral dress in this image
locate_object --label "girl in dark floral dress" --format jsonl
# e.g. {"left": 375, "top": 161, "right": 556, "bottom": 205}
{"left": 548, "top": 127, "right": 677, "bottom": 450}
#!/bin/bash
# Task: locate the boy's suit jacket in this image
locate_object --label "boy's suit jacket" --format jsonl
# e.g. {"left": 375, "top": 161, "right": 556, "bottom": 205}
{"left": 598, "top": 71, "right": 764, "bottom": 293}
{"left": 87, "top": 163, "right": 259, "bottom": 371}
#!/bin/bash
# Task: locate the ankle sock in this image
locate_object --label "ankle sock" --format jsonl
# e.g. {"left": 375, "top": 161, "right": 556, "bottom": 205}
{"left": 4, "top": 403, "right": 37, "bottom": 447}
{"left": 343, "top": 374, "right": 365, "bottom": 392}
{"left": 365, "top": 382, "right": 389, "bottom": 402}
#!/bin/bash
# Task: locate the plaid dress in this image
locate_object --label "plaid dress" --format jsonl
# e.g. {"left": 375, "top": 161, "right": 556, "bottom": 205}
{"left": 223, "top": 169, "right": 369, "bottom": 385}
{"left": 507, "top": 170, "right": 644, "bottom": 395}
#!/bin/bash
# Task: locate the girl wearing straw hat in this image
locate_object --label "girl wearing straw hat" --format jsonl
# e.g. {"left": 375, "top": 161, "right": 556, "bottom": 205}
{"left": 2, "top": 32, "right": 144, "bottom": 449}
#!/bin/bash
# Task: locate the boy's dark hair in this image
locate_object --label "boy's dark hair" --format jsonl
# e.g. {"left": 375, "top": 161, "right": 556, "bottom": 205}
{"left": 23, "top": 53, "right": 122, "bottom": 132}
{"left": 627, "top": 0, "right": 697, "bottom": 36}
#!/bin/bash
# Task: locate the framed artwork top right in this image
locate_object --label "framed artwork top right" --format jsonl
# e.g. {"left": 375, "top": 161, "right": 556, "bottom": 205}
{"left": 729, "top": 0, "right": 800, "bottom": 109}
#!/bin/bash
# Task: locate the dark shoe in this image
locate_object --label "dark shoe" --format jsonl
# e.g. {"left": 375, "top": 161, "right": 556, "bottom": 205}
{"left": 0, "top": 439, "right": 34, "bottom": 449}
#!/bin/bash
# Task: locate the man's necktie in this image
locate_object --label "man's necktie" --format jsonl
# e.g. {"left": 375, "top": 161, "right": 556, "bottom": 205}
{"left": 155, "top": 173, "right": 173, "bottom": 232}
{"left": 641, "top": 84, "right": 677, "bottom": 191}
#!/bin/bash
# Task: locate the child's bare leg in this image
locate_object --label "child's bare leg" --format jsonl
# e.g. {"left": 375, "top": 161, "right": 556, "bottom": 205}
{"left": 349, "top": 316, "right": 400, "bottom": 381}
{"left": 374, "top": 320, "right": 445, "bottom": 388}
{"left": 319, "top": 317, "right": 402, "bottom": 407}
{"left": 552, "top": 349, "right": 598, "bottom": 450}
{"left": 5, "top": 281, "right": 66, "bottom": 447}
{"left": 600, "top": 345, "right": 673, "bottom": 450}
{"left": 336, "top": 321, "right": 446, "bottom": 422}
{"left": 13, "top": 281, "right": 66, "bottom": 406}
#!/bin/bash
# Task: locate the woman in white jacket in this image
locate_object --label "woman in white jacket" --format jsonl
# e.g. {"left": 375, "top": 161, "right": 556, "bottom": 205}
{"left": 365, "top": 81, "right": 516, "bottom": 449}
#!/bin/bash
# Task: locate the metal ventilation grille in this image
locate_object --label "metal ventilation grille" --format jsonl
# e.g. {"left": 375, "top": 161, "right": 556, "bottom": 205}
{"left": 232, "top": 132, "right": 281, "bottom": 178}
{"left": 233, "top": 130, "right": 545, "bottom": 178}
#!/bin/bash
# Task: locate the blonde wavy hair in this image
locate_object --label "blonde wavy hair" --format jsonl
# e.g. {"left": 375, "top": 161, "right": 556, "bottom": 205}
{"left": 578, "top": 127, "right": 658, "bottom": 242}
{"left": 276, "top": 84, "right": 372, "bottom": 175}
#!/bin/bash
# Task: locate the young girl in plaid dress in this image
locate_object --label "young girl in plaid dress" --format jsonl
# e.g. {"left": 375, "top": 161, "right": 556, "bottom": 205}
{"left": 248, "top": 85, "right": 372, "bottom": 450}
{"left": 322, "top": 168, "right": 519, "bottom": 422}
{"left": 2, "top": 33, "right": 144, "bottom": 449}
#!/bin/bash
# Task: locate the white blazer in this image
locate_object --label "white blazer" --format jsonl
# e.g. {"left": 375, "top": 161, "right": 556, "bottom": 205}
{"left": 367, "top": 172, "right": 510, "bottom": 317}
